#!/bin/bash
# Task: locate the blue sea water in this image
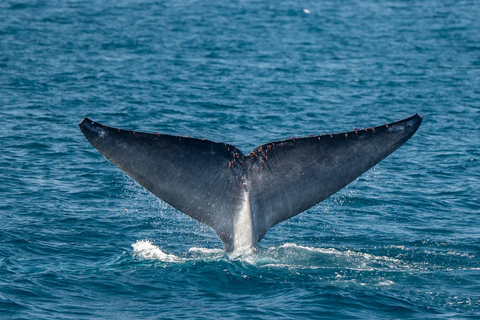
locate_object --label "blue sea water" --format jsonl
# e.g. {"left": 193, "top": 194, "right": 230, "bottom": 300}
{"left": 1, "top": 0, "right": 479, "bottom": 318}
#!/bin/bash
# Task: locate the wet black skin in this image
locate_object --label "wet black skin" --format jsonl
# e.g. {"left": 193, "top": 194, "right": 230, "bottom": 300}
{"left": 79, "top": 114, "right": 422, "bottom": 252}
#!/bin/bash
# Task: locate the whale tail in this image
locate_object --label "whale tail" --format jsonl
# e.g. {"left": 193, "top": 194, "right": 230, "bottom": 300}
{"left": 79, "top": 114, "right": 422, "bottom": 252}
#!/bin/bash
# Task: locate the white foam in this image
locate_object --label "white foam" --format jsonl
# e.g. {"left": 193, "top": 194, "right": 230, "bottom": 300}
{"left": 378, "top": 280, "right": 395, "bottom": 286}
{"left": 188, "top": 247, "right": 224, "bottom": 254}
{"left": 272, "top": 243, "right": 405, "bottom": 270}
{"left": 279, "top": 243, "right": 340, "bottom": 254}
{"left": 132, "top": 240, "right": 180, "bottom": 262}
{"left": 130, "top": 241, "right": 410, "bottom": 272}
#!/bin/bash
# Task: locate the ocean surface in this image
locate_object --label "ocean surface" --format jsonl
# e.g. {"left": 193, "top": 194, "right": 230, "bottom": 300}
{"left": 1, "top": 0, "right": 479, "bottom": 319}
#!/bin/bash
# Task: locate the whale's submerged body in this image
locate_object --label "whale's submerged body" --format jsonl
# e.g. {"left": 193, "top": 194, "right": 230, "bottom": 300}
{"left": 79, "top": 114, "right": 422, "bottom": 254}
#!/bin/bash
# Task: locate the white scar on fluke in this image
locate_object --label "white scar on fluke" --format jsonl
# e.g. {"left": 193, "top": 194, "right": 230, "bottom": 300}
{"left": 234, "top": 190, "right": 253, "bottom": 253}
{"left": 79, "top": 114, "right": 422, "bottom": 254}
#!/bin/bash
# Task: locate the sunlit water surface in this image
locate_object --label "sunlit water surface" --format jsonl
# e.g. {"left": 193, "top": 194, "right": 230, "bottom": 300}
{"left": 1, "top": 0, "right": 479, "bottom": 319}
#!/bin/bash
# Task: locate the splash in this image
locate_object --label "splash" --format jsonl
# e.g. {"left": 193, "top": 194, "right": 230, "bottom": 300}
{"left": 188, "top": 247, "right": 224, "bottom": 255}
{"left": 257, "top": 243, "right": 407, "bottom": 271}
{"left": 130, "top": 241, "right": 409, "bottom": 273}
{"left": 131, "top": 241, "right": 226, "bottom": 263}
{"left": 131, "top": 240, "right": 181, "bottom": 262}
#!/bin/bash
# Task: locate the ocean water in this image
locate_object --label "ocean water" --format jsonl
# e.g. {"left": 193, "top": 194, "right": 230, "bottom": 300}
{"left": 1, "top": 0, "right": 479, "bottom": 319}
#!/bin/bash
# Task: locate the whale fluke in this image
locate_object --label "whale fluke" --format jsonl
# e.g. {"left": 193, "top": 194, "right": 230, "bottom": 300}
{"left": 79, "top": 114, "right": 422, "bottom": 253}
